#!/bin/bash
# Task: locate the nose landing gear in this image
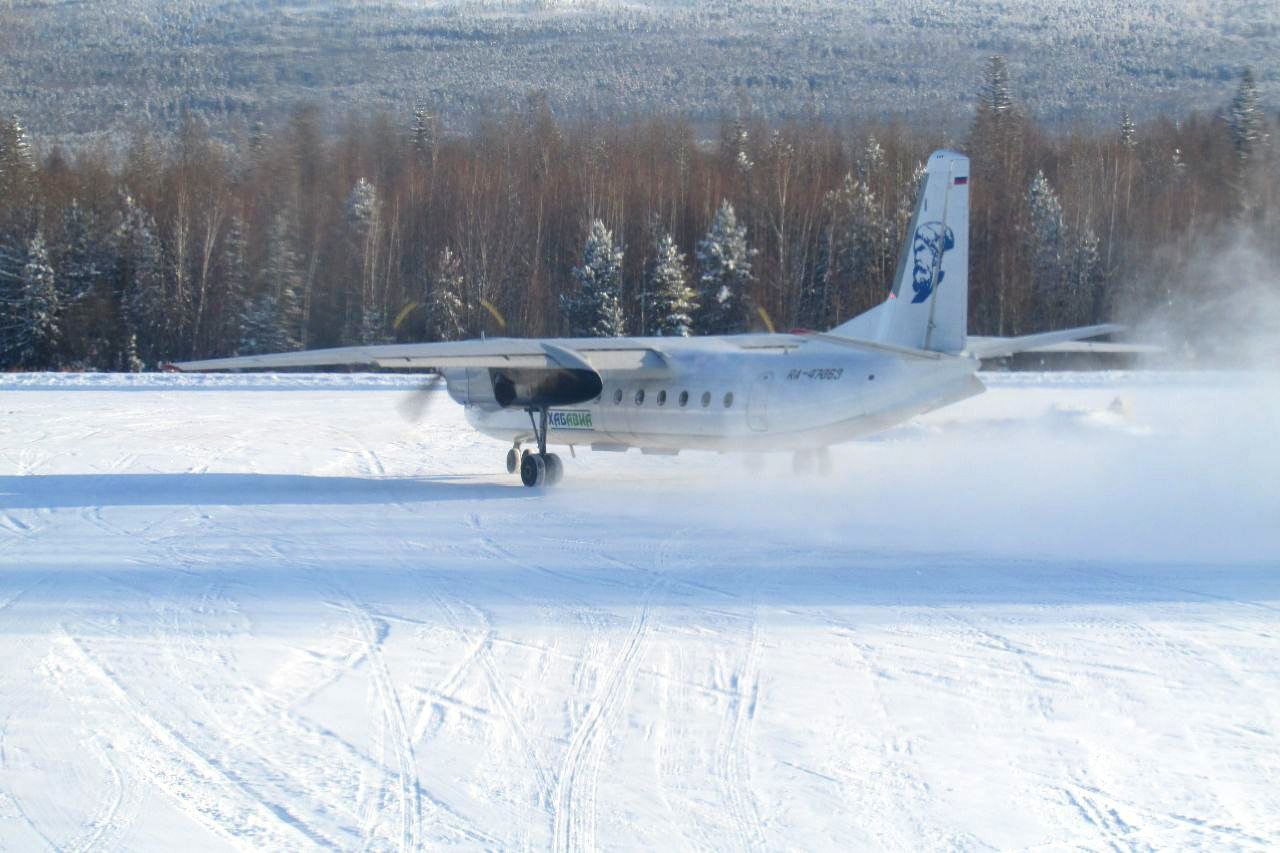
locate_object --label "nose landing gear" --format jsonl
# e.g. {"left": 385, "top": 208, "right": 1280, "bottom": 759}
{"left": 512, "top": 406, "right": 564, "bottom": 488}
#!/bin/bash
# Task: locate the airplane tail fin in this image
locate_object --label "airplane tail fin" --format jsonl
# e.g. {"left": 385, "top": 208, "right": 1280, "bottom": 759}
{"left": 829, "top": 150, "right": 969, "bottom": 353}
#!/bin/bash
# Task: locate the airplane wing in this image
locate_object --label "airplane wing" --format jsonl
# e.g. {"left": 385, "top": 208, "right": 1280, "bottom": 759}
{"left": 963, "top": 324, "right": 1156, "bottom": 359}
{"left": 172, "top": 337, "right": 677, "bottom": 378}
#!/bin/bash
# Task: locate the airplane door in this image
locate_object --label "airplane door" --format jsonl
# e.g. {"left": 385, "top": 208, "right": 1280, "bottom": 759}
{"left": 747, "top": 371, "right": 771, "bottom": 432}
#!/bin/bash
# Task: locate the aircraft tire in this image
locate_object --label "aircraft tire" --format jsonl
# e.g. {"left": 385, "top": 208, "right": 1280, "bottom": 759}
{"left": 520, "top": 451, "right": 546, "bottom": 487}
{"left": 506, "top": 447, "right": 519, "bottom": 474}
{"left": 544, "top": 453, "right": 563, "bottom": 485}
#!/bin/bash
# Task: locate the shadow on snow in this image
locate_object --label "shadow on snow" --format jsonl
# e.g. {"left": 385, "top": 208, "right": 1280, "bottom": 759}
{"left": 0, "top": 473, "right": 528, "bottom": 510}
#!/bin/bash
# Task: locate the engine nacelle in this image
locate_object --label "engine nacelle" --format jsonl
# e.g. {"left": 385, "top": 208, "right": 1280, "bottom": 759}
{"left": 443, "top": 366, "right": 603, "bottom": 410}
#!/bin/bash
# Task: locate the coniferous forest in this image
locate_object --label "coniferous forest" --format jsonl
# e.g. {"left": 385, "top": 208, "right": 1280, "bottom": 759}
{"left": 0, "top": 60, "right": 1276, "bottom": 371}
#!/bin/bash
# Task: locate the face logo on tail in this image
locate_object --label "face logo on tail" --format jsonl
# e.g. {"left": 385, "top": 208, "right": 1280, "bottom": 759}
{"left": 910, "top": 222, "right": 955, "bottom": 304}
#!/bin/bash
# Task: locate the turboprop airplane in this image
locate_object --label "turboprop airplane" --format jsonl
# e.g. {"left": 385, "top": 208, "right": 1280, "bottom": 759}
{"left": 176, "top": 150, "right": 1132, "bottom": 487}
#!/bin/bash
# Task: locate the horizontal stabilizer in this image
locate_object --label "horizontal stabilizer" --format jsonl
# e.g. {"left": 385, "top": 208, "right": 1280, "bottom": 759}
{"left": 1013, "top": 340, "right": 1163, "bottom": 355}
{"left": 964, "top": 324, "right": 1129, "bottom": 359}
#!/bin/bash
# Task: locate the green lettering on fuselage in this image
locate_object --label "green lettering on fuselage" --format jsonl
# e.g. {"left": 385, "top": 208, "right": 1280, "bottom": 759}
{"left": 548, "top": 410, "right": 593, "bottom": 430}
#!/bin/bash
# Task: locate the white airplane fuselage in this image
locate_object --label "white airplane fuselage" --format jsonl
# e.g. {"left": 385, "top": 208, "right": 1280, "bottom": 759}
{"left": 450, "top": 336, "right": 985, "bottom": 453}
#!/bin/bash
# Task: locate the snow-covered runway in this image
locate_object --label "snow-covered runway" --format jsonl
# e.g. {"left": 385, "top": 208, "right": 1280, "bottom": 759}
{"left": 1, "top": 371, "right": 1277, "bottom": 850}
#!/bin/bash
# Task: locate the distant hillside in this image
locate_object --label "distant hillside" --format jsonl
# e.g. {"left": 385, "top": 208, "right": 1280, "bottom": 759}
{"left": 1, "top": 0, "right": 1276, "bottom": 142}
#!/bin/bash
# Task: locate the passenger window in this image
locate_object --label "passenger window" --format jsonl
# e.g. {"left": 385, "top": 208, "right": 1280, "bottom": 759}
{"left": 701, "top": 391, "right": 711, "bottom": 407}
{"left": 635, "top": 389, "right": 645, "bottom": 405}
{"left": 678, "top": 390, "right": 689, "bottom": 407}
{"left": 613, "top": 388, "right": 623, "bottom": 404}
{"left": 723, "top": 392, "right": 734, "bottom": 408}
{"left": 657, "top": 390, "right": 667, "bottom": 406}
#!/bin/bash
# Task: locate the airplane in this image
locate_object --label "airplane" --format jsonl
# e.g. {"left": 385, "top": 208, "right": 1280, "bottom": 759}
{"left": 176, "top": 150, "right": 1137, "bottom": 487}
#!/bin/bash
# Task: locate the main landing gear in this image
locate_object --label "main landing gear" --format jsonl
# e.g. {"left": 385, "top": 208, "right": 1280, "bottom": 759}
{"left": 512, "top": 406, "right": 564, "bottom": 488}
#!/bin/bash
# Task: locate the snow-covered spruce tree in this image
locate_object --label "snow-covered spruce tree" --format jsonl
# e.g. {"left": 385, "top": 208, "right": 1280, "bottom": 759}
{"left": 115, "top": 194, "right": 167, "bottom": 366}
{"left": 248, "top": 121, "right": 268, "bottom": 157}
{"left": 1068, "top": 221, "right": 1104, "bottom": 327}
{"left": 980, "top": 56, "right": 1014, "bottom": 123}
{"left": 1228, "top": 67, "right": 1263, "bottom": 163}
{"left": 220, "top": 214, "right": 251, "bottom": 354}
{"left": 115, "top": 334, "right": 144, "bottom": 373}
{"left": 239, "top": 291, "right": 292, "bottom": 355}
{"left": 1120, "top": 111, "right": 1137, "bottom": 150}
{"left": 58, "top": 200, "right": 103, "bottom": 304}
{"left": 55, "top": 200, "right": 128, "bottom": 370}
{"left": 425, "top": 246, "right": 467, "bottom": 342}
{"left": 648, "top": 231, "right": 696, "bottom": 337}
{"left": 811, "top": 174, "right": 888, "bottom": 326}
{"left": 0, "top": 225, "right": 24, "bottom": 341}
{"left": 970, "top": 55, "right": 1017, "bottom": 173}
{"left": 238, "top": 289, "right": 282, "bottom": 356}
{"left": 1024, "top": 170, "right": 1068, "bottom": 330}
{"left": 859, "top": 136, "right": 885, "bottom": 183}
{"left": 237, "top": 215, "right": 306, "bottom": 355}
{"left": 344, "top": 177, "right": 381, "bottom": 344}
{"left": 261, "top": 212, "right": 303, "bottom": 350}
{"left": 411, "top": 103, "right": 440, "bottom": 170}
{"left": 799, "top": 230, "right": 833, "bottom": 331}
{"left": 562, "top": 219, "right": 625, "bottom": 337}
{"left": 5, "top": 232, "right": 62, "bottom": 368}
{"left": 693, "top": 201, "right": 754, "bottom": 335}
{"left": 358, "top": 303, "right": 391, "bottom": 345}
{"left": 0, "top": 114, "right": 36, "bottom": 210}
{"left": 895, "top": 162, "right": 928, "bottom": 241}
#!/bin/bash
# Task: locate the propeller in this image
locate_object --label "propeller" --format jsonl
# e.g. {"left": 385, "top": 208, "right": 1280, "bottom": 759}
{"left": 398, "top": 372, "right": 445, "bottom": 423}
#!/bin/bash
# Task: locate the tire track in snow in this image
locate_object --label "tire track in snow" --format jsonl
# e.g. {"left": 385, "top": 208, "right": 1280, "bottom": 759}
{"left": 449, "top": 515, "right": 573, "bottom": 801}
{"left": 46, "top": 631, "right": 328, "bottom": 850}
{"left": 0, "top": 577, "right": 42, "bottom": 615}
{"left": 552, "top": 578, "right": 659, "bottom": 853}
{"left": 0, "top": 791, "right": 58, "bottom": 851}
{"left": 409, "top": 624, "right": 490, "bottom": 745}
{"left": 940, "top": 611, "right": 1063, "bottom": 721}
{"left": 1060, "top": 779, "right": 1137, "bottom": 849}
{"left": 337, "top": 599, "right": 423, "bottom": 852}
{"left": 129, "top": 574, "right": 379, "bottom": 851}
{"left": 548, "top": 528, "right": 686, "bottom": 853}
{"left": 714, "top": 613, "right": 766, "bottom": 852}
{"left": 599, "top": 527, "right": 712, "bottom": 848}
{"left": 62, "top": 735, "right": 144, "bottom": 853}
{"left": 0, "top": 507, "right": 53, "bottom": 558}
{"left": 427, "top": 590, "right": 556, "bottom": 802}
{"left": 333, "top": 427, "right": 389, "bottom": 479}
{"left": 258, "top": 605, "right": 497, "bottom": 849}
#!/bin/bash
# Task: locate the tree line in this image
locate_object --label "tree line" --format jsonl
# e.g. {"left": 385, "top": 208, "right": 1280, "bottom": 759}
{"left": 0, "top": 60, "right": 1275, "bottom": 370}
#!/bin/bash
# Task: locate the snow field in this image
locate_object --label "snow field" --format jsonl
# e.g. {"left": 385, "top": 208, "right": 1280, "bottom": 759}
{"left": 0, "top": 371, "right": 1277, "bottom": 849}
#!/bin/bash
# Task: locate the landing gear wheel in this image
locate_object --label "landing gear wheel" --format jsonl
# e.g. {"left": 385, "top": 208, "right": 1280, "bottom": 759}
{"left": 520, "top": 451, "right": 547, "bottom": 487}
{"left": 506, "top": 447, "right": 519, "bottom": 474}
{"left": 544, "top": 453, "right": 563, "bottom": 485}
{"left": 519, "top": 406, "right": 566, "bottom": 488}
